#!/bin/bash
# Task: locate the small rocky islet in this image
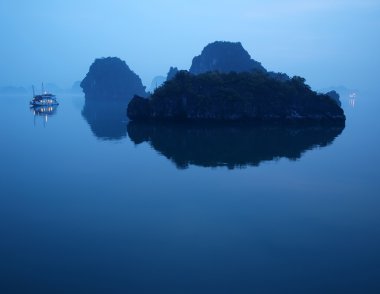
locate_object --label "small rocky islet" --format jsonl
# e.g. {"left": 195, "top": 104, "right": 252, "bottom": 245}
{"left": 81, "top": 41, "right": 345, "bottom": 124}
{"left": 80, "top": 57, "right": 147, "bottom": 101}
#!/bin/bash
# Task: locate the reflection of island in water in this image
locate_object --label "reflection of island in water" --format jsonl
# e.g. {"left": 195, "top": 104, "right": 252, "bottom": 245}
{"left": 81, "top": 100, "right": 128, "bottom": 140}
{"left": 31, "top": 105, "right": 58, "bottom": 126}
{"left": 127, "top": 122, "right": 345, "bottom": 169}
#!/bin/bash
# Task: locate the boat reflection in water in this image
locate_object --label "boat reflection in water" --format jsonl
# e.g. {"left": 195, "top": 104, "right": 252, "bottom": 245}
{"left": 127, "top": 122, "right": 345, "bottom": 169}
{"left": 30, "top": 104, "right": 58, "bottom": 126}
{"left": 348, "top": 92, "right": 357, "bottom": 108}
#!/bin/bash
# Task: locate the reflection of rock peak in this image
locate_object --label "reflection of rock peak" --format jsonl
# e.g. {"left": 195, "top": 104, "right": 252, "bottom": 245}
{"left": 82, "top": 99, "right": 128, "bottom": 141}
{"left": 127, "top": 122, "right": 345, "bottom": 169}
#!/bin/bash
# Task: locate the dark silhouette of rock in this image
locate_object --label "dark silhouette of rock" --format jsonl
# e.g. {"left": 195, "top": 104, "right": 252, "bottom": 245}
{"left": 166, "top": 67, "right": 179, "bottom": 81}
{"left": 82, "top": 99, "right": 128, "bottom": 141}
{"left": 128, "top": 95, "right": 152, "bottom": 120}
{"left": 127, "top": 121, "right": 345, "bottom": 169}
{"left": 127, "top": 71, "right": 346, "bottom": 123}
{"left": 326, "top": 90, "right": 341, "bottom": 106}
{"left": 189, "top": 41, "right": 266, "bottom": 74}
{"left": 80, "top": 57, "right": 146, "bottom": 101}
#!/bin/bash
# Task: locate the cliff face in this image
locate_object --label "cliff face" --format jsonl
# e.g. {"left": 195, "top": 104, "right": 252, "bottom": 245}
{"left": 80, "top": 57, "right": 146, "bottom": 101}
{"left": 127, "top": 71, "right": 346, "bottom": 123}
{"left": 189, "top": 41, "right": 266, "bottom": 74}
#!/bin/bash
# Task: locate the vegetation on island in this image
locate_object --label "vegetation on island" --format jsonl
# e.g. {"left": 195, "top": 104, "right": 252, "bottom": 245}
{"left": 325, "top": 90, "right": 342, "bottom": 106}
{"left": 127, "top": 70, "right": 345, "bottom": 122}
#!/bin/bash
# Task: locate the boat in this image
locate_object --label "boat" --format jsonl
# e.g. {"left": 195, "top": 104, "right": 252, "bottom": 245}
{"left": 30, "top": 83, "right": 59, "bottom": 106}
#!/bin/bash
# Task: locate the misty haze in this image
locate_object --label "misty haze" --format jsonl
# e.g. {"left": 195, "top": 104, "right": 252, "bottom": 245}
{"left": 0, "top": 1, "right": 379, "bottom": 293}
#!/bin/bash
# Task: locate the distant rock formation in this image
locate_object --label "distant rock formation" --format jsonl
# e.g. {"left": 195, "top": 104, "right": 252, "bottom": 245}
{"left": 127, "top": 122, "right": 345, "bottom": 169}
{"left": 127, "top": 71, "right": 346, "bottom": 123}
{"left": 0, "top": 86, "right": 27, "bottom": 95}
{"left": 166, "top": 67, "right": 179, "bottom": 81}
{"left": 189, "top": 41, "right": 266, "bottom": 74}
{"left": 148, "top": 76, "right": 166, "bottom": 93}
{"left": 326, "top": 90, "right": 341, "bottom": 106}
{"left": 80, "top": 57, "right": 146, "bottom": 101}
{"left": 44, "top": 83, "right": 64, "bottom": 94}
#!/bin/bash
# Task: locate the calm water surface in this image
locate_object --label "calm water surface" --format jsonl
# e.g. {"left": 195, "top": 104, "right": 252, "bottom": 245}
{"left": 0, "top": 92, "right": 379, "bottom": 293}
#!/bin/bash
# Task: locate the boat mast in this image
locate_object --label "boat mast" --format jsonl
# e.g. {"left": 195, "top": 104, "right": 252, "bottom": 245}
{"left": 32, "top": 85, "right": 35, "bottom": 97}
{"left": 41, "top": 82, "right": 45, "bottom": 94}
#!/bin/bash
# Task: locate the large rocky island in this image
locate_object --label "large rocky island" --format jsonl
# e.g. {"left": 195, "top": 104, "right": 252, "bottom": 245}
{"left": 128, "top": 41, "right": 345, "bottom": 123}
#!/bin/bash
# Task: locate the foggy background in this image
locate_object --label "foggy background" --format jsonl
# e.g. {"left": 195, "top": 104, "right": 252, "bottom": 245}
{"left": 0, "top": 0, "right": 379, "bottom": 92}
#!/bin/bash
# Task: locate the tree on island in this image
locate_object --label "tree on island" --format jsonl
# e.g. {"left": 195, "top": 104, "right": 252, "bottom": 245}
{"left": 325, "top": 90, "right": 342, "bottom": 106}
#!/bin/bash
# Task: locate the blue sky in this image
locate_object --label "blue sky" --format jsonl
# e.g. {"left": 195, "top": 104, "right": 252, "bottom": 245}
{"left": 0, "top": 0, "right": 379, "bottom": 91}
